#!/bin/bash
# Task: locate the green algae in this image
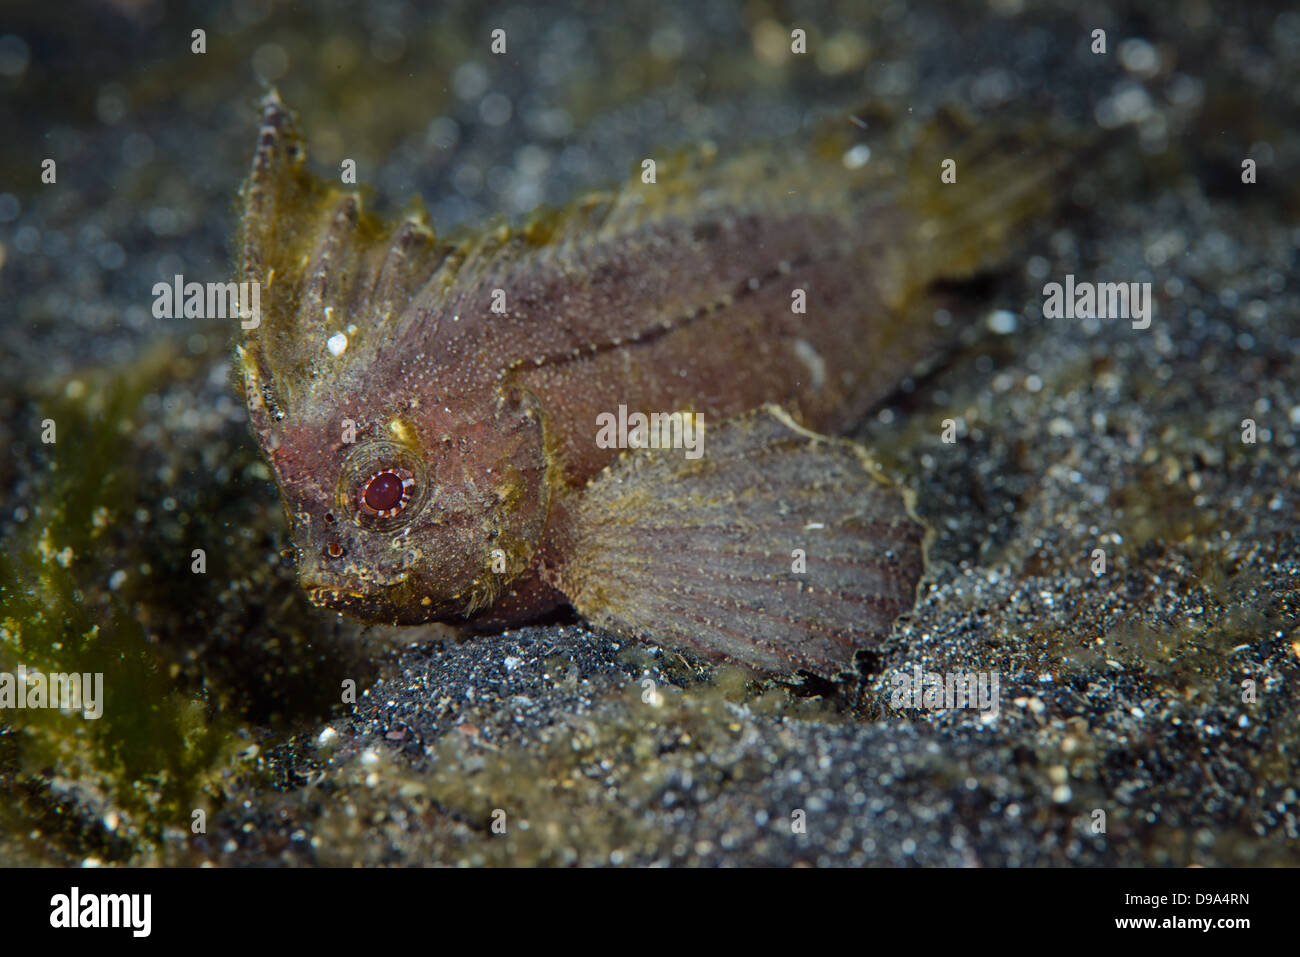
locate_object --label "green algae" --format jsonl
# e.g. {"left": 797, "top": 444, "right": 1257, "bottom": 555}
{"left": 0, "top": 339, "right": 386, "bottom": 863}
{"left": 0, "top": 347, "right": 243, "bottom": 861}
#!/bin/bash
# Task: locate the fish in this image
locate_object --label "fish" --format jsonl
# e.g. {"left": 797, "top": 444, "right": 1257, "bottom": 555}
{"left": 236, "top": 91, "right": 1069, "bottom": 677}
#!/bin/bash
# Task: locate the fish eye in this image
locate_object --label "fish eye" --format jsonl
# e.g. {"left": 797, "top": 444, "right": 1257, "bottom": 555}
{"left": 358, "top": 467, "right": 415, "bottom": 517}
{"left": 337, "top": 439, "right": 429, "bottom": 531}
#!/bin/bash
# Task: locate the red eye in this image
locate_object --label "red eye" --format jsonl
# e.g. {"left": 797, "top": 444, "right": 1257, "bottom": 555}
{"left": 359, "top": 467, "right": 414, "bottom": 518}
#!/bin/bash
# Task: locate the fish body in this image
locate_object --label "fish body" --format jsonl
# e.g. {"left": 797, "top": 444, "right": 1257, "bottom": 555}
{"left": 238, "top": 93, "right": 1064, "bottom": 675}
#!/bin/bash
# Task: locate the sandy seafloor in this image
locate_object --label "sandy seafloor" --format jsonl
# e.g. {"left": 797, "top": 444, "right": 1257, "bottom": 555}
{"left": 1, "top": 0, "right": 1298, "bottom": 866}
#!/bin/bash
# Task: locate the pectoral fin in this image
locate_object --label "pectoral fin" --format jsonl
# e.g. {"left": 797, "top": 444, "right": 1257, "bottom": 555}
{"left": 552, "top": 405, "right": 928, "bottom": 677}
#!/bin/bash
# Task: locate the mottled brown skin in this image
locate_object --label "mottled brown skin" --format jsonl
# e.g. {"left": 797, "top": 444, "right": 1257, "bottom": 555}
{"left": 238, "top": 92, "right": 1062, "bottom": 661}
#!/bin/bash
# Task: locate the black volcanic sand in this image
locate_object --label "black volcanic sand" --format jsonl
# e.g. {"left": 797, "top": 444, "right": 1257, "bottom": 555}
{"left": 1, "top": 0, "right": 1297, "bottom": 866}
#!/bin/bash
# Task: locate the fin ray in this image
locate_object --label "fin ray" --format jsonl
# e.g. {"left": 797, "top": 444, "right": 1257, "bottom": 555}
{"left": 554, "top": 405, "right": 927, "bottom": 676}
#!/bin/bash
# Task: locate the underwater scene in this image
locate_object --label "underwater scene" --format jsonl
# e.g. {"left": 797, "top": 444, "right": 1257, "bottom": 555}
{"left": 1, "top": 0, "right": 1298, "bottom": 874}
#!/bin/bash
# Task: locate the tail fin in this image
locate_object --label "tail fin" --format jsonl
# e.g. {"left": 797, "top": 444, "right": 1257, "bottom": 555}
{"left": 899, "top": 105, "right": 1081, "bottom": 282}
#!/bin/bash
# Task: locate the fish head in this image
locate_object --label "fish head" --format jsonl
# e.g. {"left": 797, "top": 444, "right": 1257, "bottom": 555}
{"left": 245, "top": 368, "right": 552, "bottom": 623}
{"left": 236, "top": 93, "right": 551, "bottom": 623}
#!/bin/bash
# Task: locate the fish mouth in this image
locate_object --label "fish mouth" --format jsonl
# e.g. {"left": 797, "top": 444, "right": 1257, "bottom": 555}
{"left": 300, "top": 575, "right": 406, "bottom": 622}
{"left": 305, "top": 584, "right": 369, "bottom": 607}
{"left": 300, "top": 574, "right": 450, "bottom": 625}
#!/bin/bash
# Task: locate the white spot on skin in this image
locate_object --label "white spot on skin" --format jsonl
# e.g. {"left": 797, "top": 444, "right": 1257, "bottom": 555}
{"left": 327, "top": 332, "right": 348, "bottom": 356}
{"left": 793, "top": 339, "right": 826, "bottom": 391}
